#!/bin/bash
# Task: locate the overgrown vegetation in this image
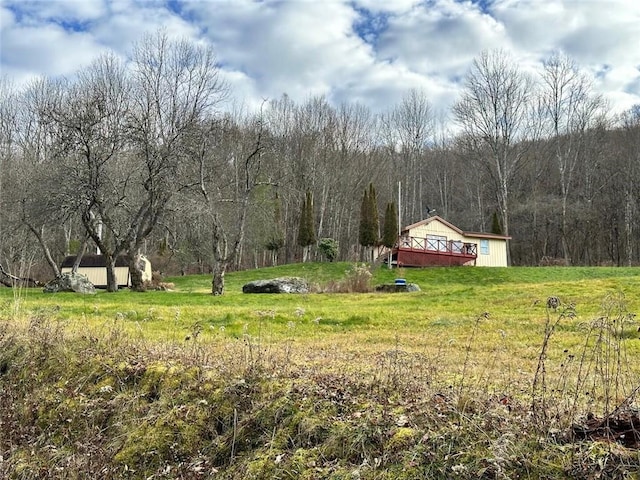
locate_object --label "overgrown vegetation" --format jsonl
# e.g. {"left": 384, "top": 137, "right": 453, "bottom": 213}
{"left": 3, "top": 264, "right": 640, "bottom": 478}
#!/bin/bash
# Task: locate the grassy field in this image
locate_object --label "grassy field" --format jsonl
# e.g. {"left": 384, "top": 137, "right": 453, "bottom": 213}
{"left": 2, "top": 263, "right": 640, "bottom": 478}
{"left": 5, "top": 263, "right": 640, "bottom": 372}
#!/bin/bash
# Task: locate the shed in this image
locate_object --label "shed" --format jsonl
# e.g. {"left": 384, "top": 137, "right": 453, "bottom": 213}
{"left": 60, "top": 254, "right": 152, "bottom": 288}
{"left": 391, "top": 216, "right": 511, "bottom": 267}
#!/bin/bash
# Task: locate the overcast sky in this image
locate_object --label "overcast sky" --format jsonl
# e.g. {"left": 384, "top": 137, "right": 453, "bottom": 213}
{"left": 2, "top": 0, "right": 639, "bottom": 119}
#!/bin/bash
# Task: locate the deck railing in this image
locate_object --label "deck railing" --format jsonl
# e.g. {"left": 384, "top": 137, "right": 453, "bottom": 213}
{"left": 397, "top": 237, "right": 477, "bottom": 257}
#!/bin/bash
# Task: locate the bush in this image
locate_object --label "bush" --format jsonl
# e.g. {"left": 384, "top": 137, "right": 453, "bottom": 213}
{"left": 317, "top": 238, "right": 339, "bottom": 262}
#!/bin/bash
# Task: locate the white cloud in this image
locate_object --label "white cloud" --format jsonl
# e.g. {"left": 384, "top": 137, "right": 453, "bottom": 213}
{"left": 182, "top": 0, "right": 481, "bottom": 114}
{"left": 184, "top": 0, "right": 380, "bottom": 105}
{"left": 0, "top": 0, "right": 203, "bottom": 83}
{"left": 491, "top": 0, "right": 640, "bottom": 113}
{"left": 378, "top": 0, "right": 507, "bottom": 76}
{"left": 352, "top": 0, "right": 422, "bottom": 14}
{"left": 2, "top": 0, "right": 107, "bottom": 23}
{"left": 1, "top": 0, "right": 638, "bottom": 118}
{"left": 1, "top": 13, "right": 105, "bottom": 79}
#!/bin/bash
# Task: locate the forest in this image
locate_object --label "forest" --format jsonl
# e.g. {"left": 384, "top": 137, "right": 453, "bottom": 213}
{"left": 1, "top": 31, "right": 640, "bottom": 293}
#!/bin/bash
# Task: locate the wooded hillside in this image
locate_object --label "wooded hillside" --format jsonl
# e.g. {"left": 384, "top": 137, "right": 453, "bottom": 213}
{"left": 1, "top": 35, "right": 639, "bottom": 287}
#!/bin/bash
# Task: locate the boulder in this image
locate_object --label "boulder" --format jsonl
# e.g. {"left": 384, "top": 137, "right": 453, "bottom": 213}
{"left": 43, "top": 272, "right": 97, "bottom": 294}
{"left": 375, "top": 283, "right": 421, "bottom": 293}
{"left": 243, "top": 277, "right": 309, "bottom": 294}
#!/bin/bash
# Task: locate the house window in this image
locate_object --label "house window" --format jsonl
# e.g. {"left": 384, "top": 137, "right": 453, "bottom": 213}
{"left": 480, "top": 239, "right": 490, "bottom": 255}
{"left": 427, "top": 235, "right": 447, "bottom": 252}
{"left": 451, "top": 241, "right": 463, "bottom": 253}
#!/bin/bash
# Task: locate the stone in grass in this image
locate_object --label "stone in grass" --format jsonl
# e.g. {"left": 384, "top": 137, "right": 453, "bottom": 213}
{"left": 43, "top": 272, "right": 97, "bottom": 294}
{"left": 242, "top": 277, "right": 309, "bottom": 294}
{"left": 374, "top": 283, "right": 421, "bottom": 293}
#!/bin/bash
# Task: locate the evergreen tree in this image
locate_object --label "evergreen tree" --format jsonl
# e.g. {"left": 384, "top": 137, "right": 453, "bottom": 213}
{"left": 491, "top": 211, "right": 503, "bottom": 235}
{"left": 382, "top": 202, "right": 398, "bottom": 248}
{"left": 359, "top": 183, "right": 380, "bottom": 261}
{"left": 297, "top": 190, "right": 315, "bottom": 261}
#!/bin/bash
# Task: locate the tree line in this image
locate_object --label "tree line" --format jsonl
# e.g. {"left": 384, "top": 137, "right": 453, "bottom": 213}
{"left": 1, "top": 33, "right": 640, "bottom": 294}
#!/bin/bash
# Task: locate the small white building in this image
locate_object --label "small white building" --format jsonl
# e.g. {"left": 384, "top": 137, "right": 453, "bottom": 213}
{"left": 60, "top": 254, "right": 152, "bottom": 288}
{"left": 394, "top": 216, "right": 511, "bottom": 267}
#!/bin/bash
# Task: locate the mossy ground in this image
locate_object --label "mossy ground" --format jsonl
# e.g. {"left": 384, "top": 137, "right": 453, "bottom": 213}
{"left": 2, "top": 264, "right": 640, "bottom": 478}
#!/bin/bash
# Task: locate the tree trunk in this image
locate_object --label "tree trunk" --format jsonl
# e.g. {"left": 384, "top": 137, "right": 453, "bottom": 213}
{"left": 105, "top": 255, "right": 118, "bottom": 292}
{"left": 71, "top": 239, "right": 89, "bottom": 274}
{"left": 129, "top": 252, "right": 146, "bottom": 292}
{"left": 498, "top": 176, "right": 511, "bottom": 266}
{"left": 26, "top": 223, "right": 61, "bottom": 278}
{"left": 560, "top": 174, "right": 572, "bottom": 266}
{"left": 63, "top": 222, "right": 73, "bottom": 256}
{"left": 211, "top": 261, "right": 225, "bottom": 295}
{"left": 210, "top": 211, "right": 228, "bottom": 294}
{"left": 625, "top": 190, "right": 633, "bottom": 267}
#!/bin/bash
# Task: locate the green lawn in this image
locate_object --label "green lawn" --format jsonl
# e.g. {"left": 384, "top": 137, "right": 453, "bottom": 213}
{"left": 4, "top": 263, "right": 640, "bottom": 378}
{"left": 4, "top": 263, "right": 640, "bottom": 478}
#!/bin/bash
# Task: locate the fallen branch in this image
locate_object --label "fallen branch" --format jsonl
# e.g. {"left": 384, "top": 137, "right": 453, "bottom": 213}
{"left": 0, "top": 263, "right": 41, "bottom": 288}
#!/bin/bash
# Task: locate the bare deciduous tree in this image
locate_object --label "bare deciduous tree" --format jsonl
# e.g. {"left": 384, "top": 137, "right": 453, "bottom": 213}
{"left": 32, "top": 32, "right": 227, "bottom": 292}
{"left": 381, "top": 89, "right": 434, "bottom": 224}
{"left": 124, "top": 31, "right": 228, "bottom": 289}
{"left": 44, "top": 54, "right": 132, "bottom": 291}
{"left": 618, "top": 106, "right": 640, "bottom": 265}
{"left": 453, "top": 49, "right": 537, "bottom": 263}
{"left": 13, "top": 77, "right": 70, "bottom": 278}
{"left": 185, "top": 111, "right": 266, "bottom": 295}
{"left": 539, "top": 52, "right": 607, "bottom": 264}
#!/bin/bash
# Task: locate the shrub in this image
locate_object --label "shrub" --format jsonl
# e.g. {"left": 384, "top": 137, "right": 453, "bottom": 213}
{"left": 323, "top": 263, "right": 373, "bottom": 293}
{"left": 317, "top": 238, "right": 339, "bottom": 262}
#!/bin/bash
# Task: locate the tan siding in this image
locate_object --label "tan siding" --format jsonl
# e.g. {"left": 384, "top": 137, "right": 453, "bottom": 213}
{"left": 473, "top": 238, "right": 508, "bottom": 267}
{"left": 409, "top": 222, "right": 463, "bottom": 241}
{"left": 61, "top": 266, "right": 131, "bottom": 287}
{"left": 407, "top": 217, "right": 509, "bottom": 267}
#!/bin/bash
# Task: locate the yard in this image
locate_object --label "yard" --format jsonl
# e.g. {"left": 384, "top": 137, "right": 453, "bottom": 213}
{"left": 2, "top": 263, "right": 640, "bottom": 478}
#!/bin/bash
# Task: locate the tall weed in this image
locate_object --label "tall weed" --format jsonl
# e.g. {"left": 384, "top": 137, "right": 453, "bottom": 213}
{"left": 323, "top": 263, "right": 373, "bottom": 293}
{"left": 532, "top": 292, "right": 639, "bottom": 433}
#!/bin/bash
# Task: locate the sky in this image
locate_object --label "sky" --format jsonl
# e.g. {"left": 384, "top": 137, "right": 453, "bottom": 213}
{"left": 1, "top": 0, "right": 639, "bottom": 119}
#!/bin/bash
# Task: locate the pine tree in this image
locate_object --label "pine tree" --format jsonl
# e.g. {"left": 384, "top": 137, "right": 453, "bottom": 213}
{"left": 359, "top": 183, "right": 380, "bottom": 262}
{"left": 297, "top": 190, "right": 315, "bottom": 261}
{"left": 382, "top": 202, "right": 398, "bottom": 248}
{"left": 491, "top": 211, "right": 503, "bottom": 235}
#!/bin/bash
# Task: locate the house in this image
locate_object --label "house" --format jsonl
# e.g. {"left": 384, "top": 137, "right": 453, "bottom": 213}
{"left": 60, "top": 254, "right": 152, "bottom": 288}
{"left": 391, "top": 215, "right": 511, "bottom": 267}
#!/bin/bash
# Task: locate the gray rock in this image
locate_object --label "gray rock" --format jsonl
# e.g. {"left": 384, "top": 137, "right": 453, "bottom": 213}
{"left": 405, "top": 283, "right": 421, "bottom": 292}
{"left": 243, "top": 277, "right": 309, "bottom": 294}
{"left": 43, "top": 272, "right": 97, "bottom": 294}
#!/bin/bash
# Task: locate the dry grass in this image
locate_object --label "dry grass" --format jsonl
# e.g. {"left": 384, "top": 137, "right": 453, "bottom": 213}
{"left": 3, "top": 264, "right": 640, "bottom": 478}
